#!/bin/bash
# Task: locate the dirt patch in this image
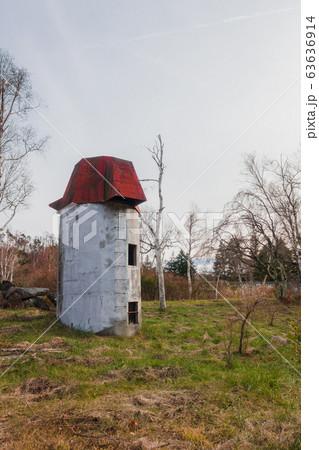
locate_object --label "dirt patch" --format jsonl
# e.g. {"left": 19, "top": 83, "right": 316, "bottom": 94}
{"left": 142, "top": 312, "right": 157, "bottom": 318}
{"left": 48, "top": 355, "right": 114, "bottom": 367}
{"left": 215, "top": 439, "right": 238, "bottom": 449}
{"left": 87, "top": 345, "right": 111, "bottom": 356}
{"left": 0, "top": 309, "right": 44, "bottom": 321}
{"left": 46, "top": 337, "right": 66, "bottom": 347}
{"left": 131, "top": 436, "right": 171, "bottom": 449}
{"left": 0, "top": 338, "right": 68, "bottom": 363}
{"left": 11, "top": 337, "right": 67, "bottom": 350}
{"left": 0, "top": 325, "right": 23, "bottom": 336}
{"left": 12, "top": 340, "right": 32, "bottom": 349}
{"left": 82, "top": 356, "right": 114, "bottom": 367}
{"left": 19, "top": 377, "right": 63, "bottom": 398}
{"left": 105, "top": 366, "right": 183, "bottom": 383}
{"left": 175, "top": 327, "right": 191, "bottom": 333}
{"left": 271, "top": 336, "right": 289, "bottom": 346}
{"left": 132, "top": 393, "right": 161, "bottom": 407}
{"left": 132, "top": 390, "right": 198, "bottom": 412}
{"left": 241, "top": 346, "right": 260, "bottom": 356}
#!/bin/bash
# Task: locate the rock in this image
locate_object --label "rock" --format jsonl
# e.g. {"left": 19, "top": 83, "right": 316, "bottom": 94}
{"left": 23, "top": 298, "right": 37, "bottom": 308}
{"left": 20, "top": 377, "right": 62, "bottom": 396}
{"left": 34, "top": 296, "right": 55, "bottom": 311}
{"left": 4, "top": 286, "right": 18, "bottom": 300}
{"left": 46, "top": 293, "right": 56, "bottom": 306}
{"left": 0, "top": 280, "right": 15, "bottom": 291}
{"left": 5, "top": 287, "right": 22, "bottom": 301}
{"left": 0, "top": 325, "right": 23, "bottom": 335}
{"left": 0, "top": 285, "right": 55, "bottom": 311}
{"left": 5, "top": 287, "right": 49, "bottom": 301}
{"left": 0, "top": 289, "right": 25, "bottom": 309}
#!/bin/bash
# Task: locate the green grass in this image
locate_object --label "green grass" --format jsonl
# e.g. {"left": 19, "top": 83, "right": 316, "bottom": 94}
{"left": 0, "top": 299, "right": 300, "bottom": 449}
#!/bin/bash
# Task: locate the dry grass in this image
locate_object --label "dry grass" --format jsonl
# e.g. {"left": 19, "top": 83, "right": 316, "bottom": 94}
{"left": 0, "top": 299, "right": 300, "bottom": 448}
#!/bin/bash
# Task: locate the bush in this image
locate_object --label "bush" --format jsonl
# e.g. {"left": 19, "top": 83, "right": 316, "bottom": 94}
{"left": 288, "top": 320, "right": 301, "bottom": 359}
{"left": 141, "top": 272, "right": 158, "bottom": 301}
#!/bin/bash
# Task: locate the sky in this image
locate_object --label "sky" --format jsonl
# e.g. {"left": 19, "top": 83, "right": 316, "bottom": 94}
{"left": 0, "top": 0, "right": 300, "bottom": 237}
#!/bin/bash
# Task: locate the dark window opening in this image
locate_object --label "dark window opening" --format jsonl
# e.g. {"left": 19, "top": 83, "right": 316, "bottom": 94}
{"left": 128, "top": 301, "right": 138, "bottom": 324}
{"left": 128, "top": 244, "right": 137, "bottom": 266}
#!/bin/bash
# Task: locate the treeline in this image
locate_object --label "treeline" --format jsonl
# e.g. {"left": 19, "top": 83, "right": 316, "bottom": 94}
{"left": 0, "top": 230, "right": 299, "bottom": 302}
{"left": 141, "top": 249, "right": 299, "bottom": 302}
{"left": 142, "top": 267, "right": 216, "bottom": 301}
{"left": 142, "top": 266, "right": 277, "bottom": 301}
{"left": 0, "top": 231, "right": 58, "bottom": 292}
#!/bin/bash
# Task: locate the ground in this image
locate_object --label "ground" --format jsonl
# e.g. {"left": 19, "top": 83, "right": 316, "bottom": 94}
{"left": 0, "top": 300, "right": 300, "bottom": 449}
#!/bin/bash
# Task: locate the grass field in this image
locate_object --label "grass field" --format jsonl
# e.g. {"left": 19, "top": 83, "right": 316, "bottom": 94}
{"left": 0, "top": 299, "right": 300, "bottom": 449}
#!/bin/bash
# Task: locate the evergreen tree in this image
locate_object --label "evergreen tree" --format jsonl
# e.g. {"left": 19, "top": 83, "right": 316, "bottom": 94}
{"left": 165, "top": 250, "right": 196, "bottom": 278}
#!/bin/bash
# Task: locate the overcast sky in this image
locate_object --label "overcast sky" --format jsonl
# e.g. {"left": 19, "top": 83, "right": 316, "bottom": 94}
{"left": 0, "top": 0, "right": 300, "bottom": 236}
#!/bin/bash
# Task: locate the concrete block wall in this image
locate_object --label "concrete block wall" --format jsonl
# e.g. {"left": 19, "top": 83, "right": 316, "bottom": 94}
{"left": 57, "top": 201, "right": 141, "bottom": 336}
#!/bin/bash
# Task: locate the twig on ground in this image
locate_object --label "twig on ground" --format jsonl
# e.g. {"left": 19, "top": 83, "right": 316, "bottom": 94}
{"left": 25, "top": 401, "right": 40, "bottom": 418}
{"left": 68, "top": 425, "right": 129, "bottom": 446}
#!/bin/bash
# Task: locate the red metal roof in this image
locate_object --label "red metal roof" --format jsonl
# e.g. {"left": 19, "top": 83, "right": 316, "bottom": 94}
{"left": 49, "top": 156, "right": 146, "bottom": 211}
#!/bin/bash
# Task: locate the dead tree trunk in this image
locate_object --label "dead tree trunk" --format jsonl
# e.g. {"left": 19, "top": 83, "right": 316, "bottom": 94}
{"left": 154, "top": 136, "right": 166, "bottom": 310}
{"left": 187, "top": 254, "right": 192, "bottom": 299}
{"left": 155, "top": 244, "right": 166, "bottom": 310}
{"left": 140, "top": 135, "right": 167, "bottom": 311}
{"left": 215, "top": 271, "right": 221, "bottom": 300}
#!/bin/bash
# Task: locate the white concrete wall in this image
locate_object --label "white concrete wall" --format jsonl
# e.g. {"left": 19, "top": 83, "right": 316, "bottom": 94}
{"left": 57, "top": 201, "right": 141, "bottom": 336}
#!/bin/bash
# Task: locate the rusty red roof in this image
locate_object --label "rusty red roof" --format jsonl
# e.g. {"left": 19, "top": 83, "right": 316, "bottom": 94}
{"left": 49, "top": 156, "right": 146, "bottom": 211}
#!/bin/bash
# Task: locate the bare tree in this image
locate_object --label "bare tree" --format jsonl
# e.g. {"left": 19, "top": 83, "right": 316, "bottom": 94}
{"left": 217, "top": 154, "right": 300, "bottom": 300}
{"left": 238, "top": 297, "right": 261, "bottom": 354}
{"left": 176, "top": 206, "right": 213, "bottom": 299}
{"left": 139, "top": 135, "right": 170, "bottom": 310}
{"left": 213, "top": 238, "right": 249, "bottom": 298}
{"left": 259, "top": 297, "right": 282, "bottom": 326}
{"left": 222, "top": 315, "right": 240, "bottom": 367}
{"left": 0, "top": 49, "right": 48, "bottom": 230}
{"left": 266, "top": 155, "right": 301, "bottom": 274}
{"left": 0, "top": 230, "right": 19, "bottom": 281}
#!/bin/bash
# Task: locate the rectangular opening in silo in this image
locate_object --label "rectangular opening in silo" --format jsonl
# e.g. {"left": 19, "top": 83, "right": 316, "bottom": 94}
{"left": 128, "top": 244, "right": 137, "bottom": 266}
{"left": 128, "top": 301, "right": 138, "bottom": 324}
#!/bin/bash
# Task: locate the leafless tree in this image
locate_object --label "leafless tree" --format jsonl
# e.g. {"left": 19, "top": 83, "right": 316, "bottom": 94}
{"left": 222, "top": 315, "right": 240, "bottom": 367}
{"left": 176, "top": 206, "right": 213, "bottom": 299}
{"left": 213, "top": 238, "right": 250, "bottom": 298}
{"left": 217, "top": 154, "right": 300, "bottom": 300}
{"left": 0, "top": 230, "right": 19, "bottom": 281}
{"left": 238, "top": 297, "right": 261, "bottom": 354}
{"left": 0, "top": 49, "right": 48, "bottom": 230}
{"left": 139, "top": 135, "right": 171, "bottom": 310}
{"left": 266, "top": 155, "right": 301, "bottom": 274}
{"left": 259, "top": 297, "right": 282, "bottom": 326}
